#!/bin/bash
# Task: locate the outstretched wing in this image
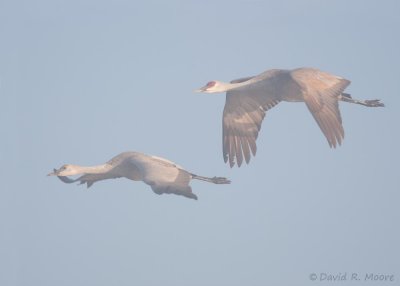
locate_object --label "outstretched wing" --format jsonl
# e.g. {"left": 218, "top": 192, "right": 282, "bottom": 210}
{"left": 223, "top": 71, "right": 286, "bottom": 167}
{"left": 290, "top": 68, "right": 350, "bottom": 148}
{"left": 223, "top": 94, "right": 279, "bottom": 167}
{"left": 150, "top": 171, "right": 197, "bottom": 200}
{"left": 130, "top": 154, "right": 198, "bottom": 200}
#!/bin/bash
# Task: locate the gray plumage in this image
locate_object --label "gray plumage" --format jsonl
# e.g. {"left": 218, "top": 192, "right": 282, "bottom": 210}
{"left": 48, "top": 151, "right": 230, "bottom": 200}
{"left": 195, "top": 67, "right": 384, "bottom": 167}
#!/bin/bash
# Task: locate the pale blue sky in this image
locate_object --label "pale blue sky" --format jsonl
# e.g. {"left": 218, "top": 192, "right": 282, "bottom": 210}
{"left": 1, "top": 0, "right": 399, "bottom": 285}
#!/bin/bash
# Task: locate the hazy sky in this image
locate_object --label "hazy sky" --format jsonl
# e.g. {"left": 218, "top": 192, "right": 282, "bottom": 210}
{"left": 1, "top": 0, "right": 399, "bottom": 285}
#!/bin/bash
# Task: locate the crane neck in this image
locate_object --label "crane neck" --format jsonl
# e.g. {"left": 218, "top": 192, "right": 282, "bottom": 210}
{"left": 219, "top": 80, "right": 252, "bottom": 92}
{"left": 73, "top": 164, "right": 111, "bottom": 175}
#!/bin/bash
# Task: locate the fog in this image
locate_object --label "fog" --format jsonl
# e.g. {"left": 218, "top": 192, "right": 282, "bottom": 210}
{"left": 1, "top": 0, "right": 399, "bottom": 285}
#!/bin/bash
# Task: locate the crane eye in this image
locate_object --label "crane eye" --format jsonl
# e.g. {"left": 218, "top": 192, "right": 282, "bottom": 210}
{"left": 206, "top": 81, "right": 216, "bottom": 87}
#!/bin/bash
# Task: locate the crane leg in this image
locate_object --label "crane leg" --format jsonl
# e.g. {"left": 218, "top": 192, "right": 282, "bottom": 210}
{"left": 340, "top": 93, "right": 384, "bottom": 107}
{"left": 191, "top": 174, "right": 231, "bottom": 184}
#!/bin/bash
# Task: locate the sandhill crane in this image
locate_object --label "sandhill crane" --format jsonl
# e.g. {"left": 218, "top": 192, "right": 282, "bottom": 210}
{"left": 48, "top": 151, "right": 230, "bottom": 200}
{"left": 195, "top": 67, "right": 384, "bottom": 167}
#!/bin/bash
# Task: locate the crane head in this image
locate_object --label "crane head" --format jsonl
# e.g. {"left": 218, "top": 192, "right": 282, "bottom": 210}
{"left": 47, "top": 164, "right": 79, "bottom": 176}
{"left": 194, "top": 81, "right": 226, "bottom": 93}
